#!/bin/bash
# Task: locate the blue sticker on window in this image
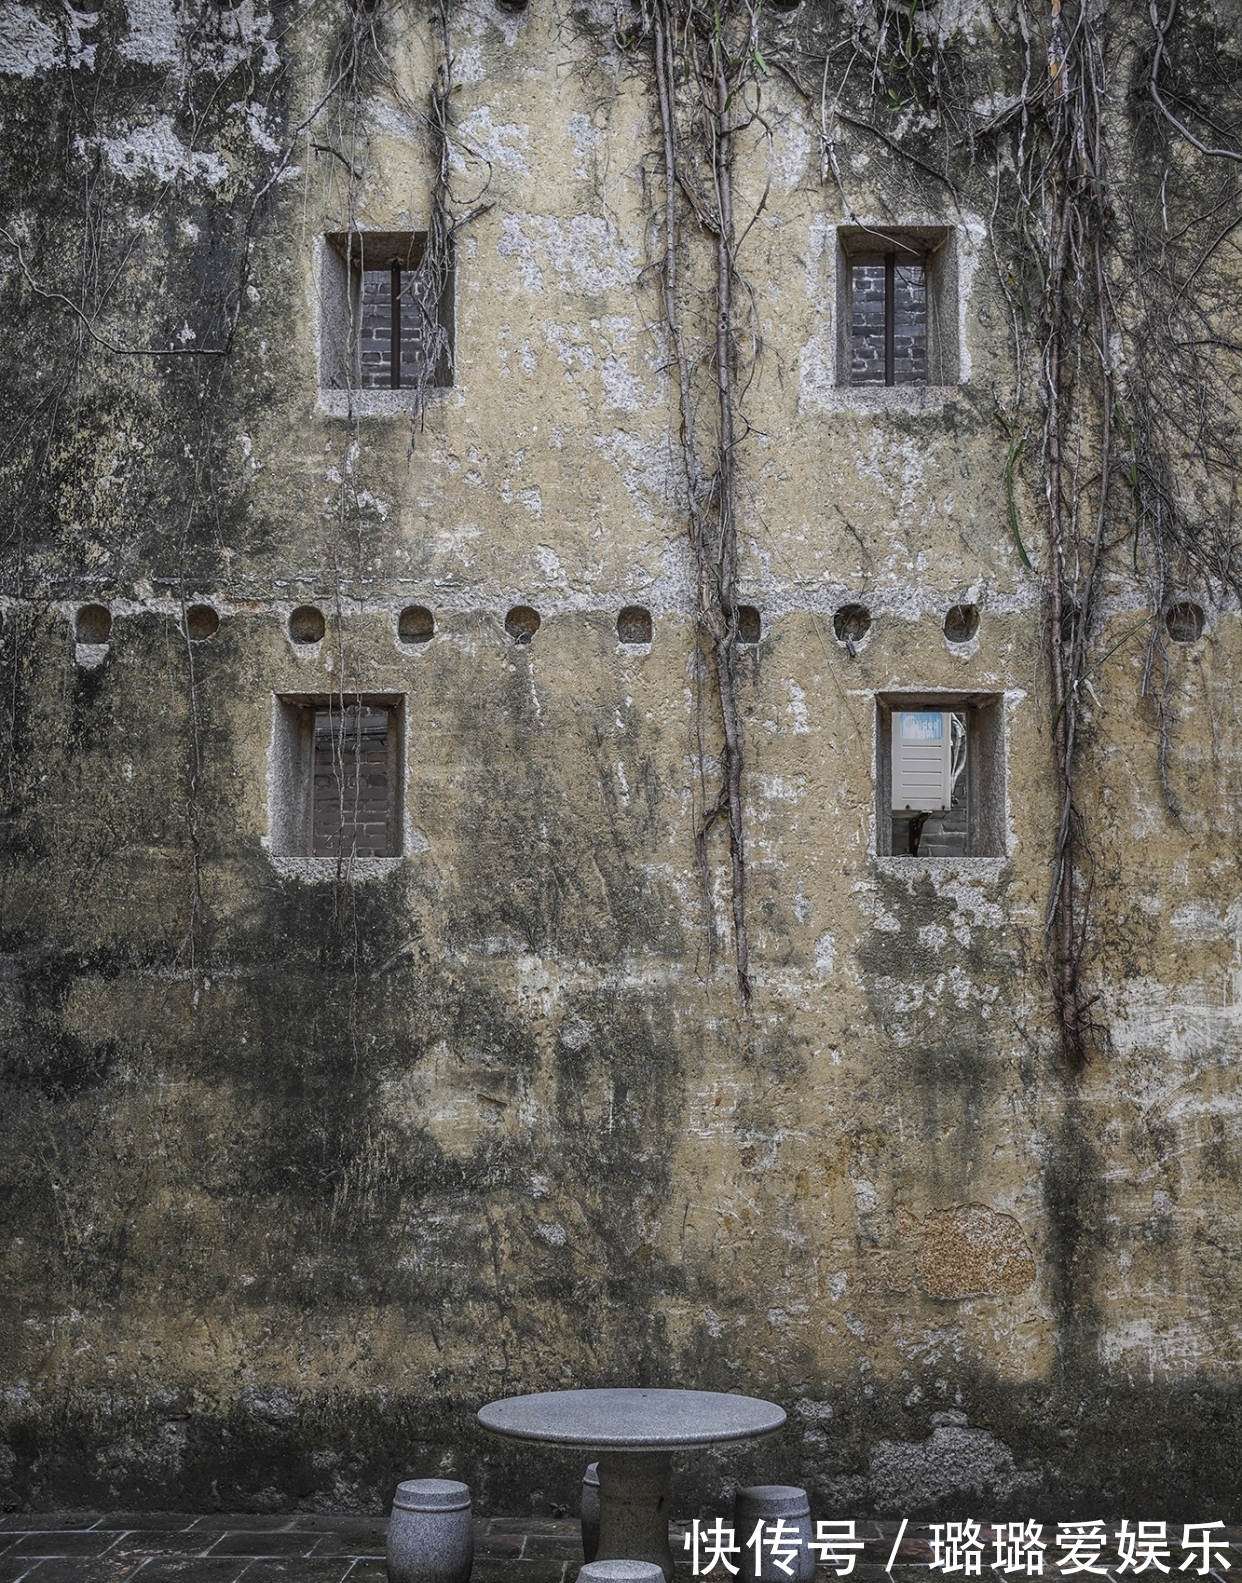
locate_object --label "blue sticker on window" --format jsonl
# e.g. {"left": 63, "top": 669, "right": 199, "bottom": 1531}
{"left": 900, "top": 711, "right": 944, "bottom": 741}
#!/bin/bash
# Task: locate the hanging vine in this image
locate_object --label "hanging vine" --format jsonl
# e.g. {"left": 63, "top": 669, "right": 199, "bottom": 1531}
{"left": 641, "top": 0, "right": 774, "bottom": 1002}
{"left": 4, "top": 0, "right": 1239, "bottom": 1058}
{"left": 807, "top": 0, "right": 1242, "bottom": 1063}
{"left": 626, "top": 0, "right": 1242, "bottom": 1050}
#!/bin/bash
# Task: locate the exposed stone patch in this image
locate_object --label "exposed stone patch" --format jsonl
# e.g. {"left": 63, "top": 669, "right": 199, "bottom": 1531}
{"left": 908, "top": 1204, "right": 1036, "bottom": 1297}
{"left": 76, "top": 115, "right": 230, "bottom": 186}
{"left": 869, "top": 1418, "right": 1040, "bottom": 1511}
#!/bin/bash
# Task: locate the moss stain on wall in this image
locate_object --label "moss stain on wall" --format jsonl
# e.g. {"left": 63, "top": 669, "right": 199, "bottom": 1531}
{"left": 0, "top": 0, "right": 1241, "bottom": 1523}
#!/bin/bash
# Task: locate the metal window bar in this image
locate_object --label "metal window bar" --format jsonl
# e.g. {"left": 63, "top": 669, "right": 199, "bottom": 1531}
{"left": 949, "top": 712, "right": 968, "bottom": 800}
{"left": 357, "top": 260, "right": 451, "bottom": 391}
{"left": 390, "top": 262, "right": 401, "bottom": 389}
{"left": 884, "top": 252, "right": 895, "bottom": 387}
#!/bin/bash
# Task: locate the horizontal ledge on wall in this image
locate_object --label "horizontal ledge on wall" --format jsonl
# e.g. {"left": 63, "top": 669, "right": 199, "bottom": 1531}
{"left": 317, "top": 388, "right": 453, "bottom": 419}
{"left": 810, "top": 385, "right": 962, "bottom": 414}
{"left": 268, "top": 855, "right": 408, "bottom": 882}
{"left": 875, "top": 855, "right": 1009, "bottom": 880}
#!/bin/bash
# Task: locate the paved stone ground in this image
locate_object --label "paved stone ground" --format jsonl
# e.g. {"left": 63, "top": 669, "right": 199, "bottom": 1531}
{"left": 0, "top": 1516, "right": 923, "bottom": 1583}
{"left": 0, "top": 1516, "right": 1235, "bottom": 1583}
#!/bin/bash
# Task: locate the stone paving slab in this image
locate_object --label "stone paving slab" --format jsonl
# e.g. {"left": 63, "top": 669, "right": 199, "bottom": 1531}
{"left": 492, "top": 1527, "right": 575, "bottom": 1539}
{"left": 114, "top": 1565, "right": 248, "bottom": 1583}
{"left": 202, "top": 1539, "right": 315, "bottom": 1560}
{"left": 107, "top": 1539, "right": 218, "bottom": 1560}
{"left": 20, "top": 1562, "right": 140, "bottom": 1583}
{"left": 286, "top": 1524, "right": 386, "bottom": 1544}
{"left": 1, "top": 1516, "right": 1238, "bottom": 1583}
{"left": 475, "top": 1538, "right": 525, "bottom": 1560}
{"left": 302, "top": 1535, "right": 386, "bottom": 1559}
{"left": 0, "top": 1522, "right": 103, "bottom": 1536}
{"left": 235, "top": 1562, "right": 360, "bottom": 1580}
{"left": 518, "top": 1538, "right": 585, "bottom": 1562}
{"left": 187, "top": 1524, "right": 298, "bottom": 1536}
{"left": 6, "top": 1538, "right": 123, "bottom": 1559}
{"left": 468, "top": 1560, "right": 569, "bottom": 1583}
{"left": 92, "top": 1526, "right": 197, "bottom": 1538}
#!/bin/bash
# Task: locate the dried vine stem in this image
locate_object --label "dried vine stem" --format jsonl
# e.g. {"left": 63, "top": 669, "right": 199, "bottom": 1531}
{"left": 1147, "top": 0, "right": 1242, "bottom": 166}
{"left": 808, "top": 0, "right": 1233, "bottom": 1063}
{"left": 1030, "top": 0, "right": 1242, "bottom": 1060}
{"left": 645, "top": 0, "right": 764, "bottom": 1002}
{"left": 1034, "top": 0, "right": 1113, "bottom": 1064}
{"left": 406, "top": 9, "right": 456, "bottom": 442}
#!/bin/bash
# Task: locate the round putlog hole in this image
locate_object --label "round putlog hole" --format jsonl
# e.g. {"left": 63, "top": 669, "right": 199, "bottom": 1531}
{"left": 505, "top": 605, "right": 541, "bottom": 645}
{"left": 75, "top": 604, "right": 112, "bottom": 644}
{"left": 289, "top": 605, "right": 326, "bottom": 645}
{"left": 833, "top": 603, "right": 872, "bottom": 644}
{"left": 398, "top": 605, "right": 435, "bottom": 644}
{"left": 944, "top": 603, "right": 980, "bottom": 644}
{"left": 1165, "top": 601, "right": 1205, "bottom": 645}
{"left": 617, "top": 605, "right": 653, "bottom": 645}
{"left": 186, "top": 604, "right": 220, "bottom": 641}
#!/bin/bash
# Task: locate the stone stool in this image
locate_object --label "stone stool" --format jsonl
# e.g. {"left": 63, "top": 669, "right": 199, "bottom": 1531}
{"left": 579, "top": 1563, "right": 665, "bottom": 1583}
{"left": 732, "top": 1486, "right": 815, "bottom": 1583}
{"left": 387, "top": 1478, "right": 474, "bottom": 1583}
{"left": 582, "top": 1462, "right": 601, "bottom": 1562}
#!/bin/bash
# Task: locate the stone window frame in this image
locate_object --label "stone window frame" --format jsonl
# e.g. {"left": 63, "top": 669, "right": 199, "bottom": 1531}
{"left": 267, "top": 692, "right": 406, "bottom": 879}
{"left": 875, "top": 690, "right": 1007, "bottom": 860}
{"left": 836, "top": 224, "right": 960, "bottom": 389}
{"left": 316, "top": 231, "right": 454, "bottom": 418}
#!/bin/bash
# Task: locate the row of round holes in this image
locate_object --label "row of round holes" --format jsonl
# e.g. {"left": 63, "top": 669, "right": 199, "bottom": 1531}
{"left": 296, "top": 599, "right": 1209, "bottom": 647}
{"left": 286, "top": 602, "right": 745, "bottom": 647}
{"left": 837, "top": 600, "right": 1209, "bottom": 646}
{"left": 70, "top": 604, "right": 221, "bottom": 644}
{"left": 62, "top": 598, "right": 1210, "bottom": 648}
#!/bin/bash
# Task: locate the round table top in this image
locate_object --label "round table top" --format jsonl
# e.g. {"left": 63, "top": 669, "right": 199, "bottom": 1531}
{"left": 477, "top": 1388, "right": 786, "bottom": 1450}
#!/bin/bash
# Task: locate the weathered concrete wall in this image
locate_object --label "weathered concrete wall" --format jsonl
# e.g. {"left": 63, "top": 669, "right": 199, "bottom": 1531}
{"left": 1, "top": 0, "right": 1241, "bottom": 1521}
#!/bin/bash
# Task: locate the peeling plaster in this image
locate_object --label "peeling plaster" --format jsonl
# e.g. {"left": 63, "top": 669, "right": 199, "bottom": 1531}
{"left": 869, "top": 1423, "right": 1040, "bottom": 1509}
{"left": 0, "top": 1, "right": 95, "bottom": 74}
{"left": 77, "top": 116, "right": 229, "bottom": 185}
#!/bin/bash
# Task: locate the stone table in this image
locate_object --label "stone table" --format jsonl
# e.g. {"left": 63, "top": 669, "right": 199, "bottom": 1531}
{"left": 478, "top": 1389, "right": 786, "bottom": 1582}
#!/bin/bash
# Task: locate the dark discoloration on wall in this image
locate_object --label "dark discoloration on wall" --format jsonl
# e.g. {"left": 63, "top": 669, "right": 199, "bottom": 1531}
{"left": 0, "top": 0, "right": 1240, "bottom": 1526}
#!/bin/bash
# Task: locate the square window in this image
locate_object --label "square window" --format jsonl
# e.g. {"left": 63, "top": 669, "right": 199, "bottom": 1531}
{"left": 319, "top": 231, "right": 453, "bottom": 398}
{"left": 837, "top": 227, "right": 958, "bottom": 387}
{"left": 270, "top": 696, "right": 404, "bottom": 861}
{"left": 876, "top": 693, "right": 1005, "bottom": 858}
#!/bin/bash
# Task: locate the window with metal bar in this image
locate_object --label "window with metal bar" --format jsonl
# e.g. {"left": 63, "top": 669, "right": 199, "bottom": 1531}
{"left": 268, "top": 695, "right": 404, "bottom": 863}
{"left": 312, "top": 704, "right": 397, "bottom": 858}
{"left": 875, "top": 693, "right": 1006, "bottom": 859}
{"left": 320, "top": 231, "right": 454, "bottom": 394}
{"left": 358, "top": 260, "right": 452, "bottom": 390}
{"left": 850, "top": 251, "right": 927, "bottom": 386}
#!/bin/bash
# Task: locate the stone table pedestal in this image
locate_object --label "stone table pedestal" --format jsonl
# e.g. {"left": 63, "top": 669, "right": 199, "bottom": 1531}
{"left": 478, "top": 1388, "right": 787, "bottom": 1582}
